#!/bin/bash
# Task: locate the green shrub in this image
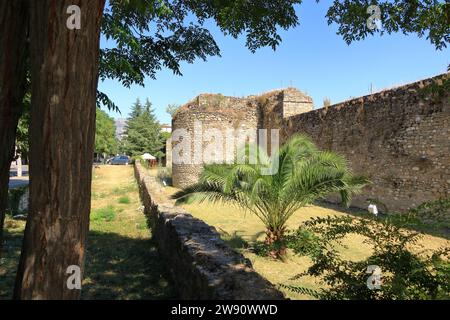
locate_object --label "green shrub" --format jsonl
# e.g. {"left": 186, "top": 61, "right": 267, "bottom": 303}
{"left": 282, "top": 199, "right": 450, "bottom": 300}
{"left": 407, "top": 198, "right": 450, "bottom": 227}
{"left": 91, "top": 205, "right": 116, "bottom": 222}
{"left": 112, "top": 185, "right": 135, "bottom": 196}
{"left": 363, "top": 198, "right": 450, "bottom": 234}
{"left": 118, "top": 196, "right": 130, "bottom": 204}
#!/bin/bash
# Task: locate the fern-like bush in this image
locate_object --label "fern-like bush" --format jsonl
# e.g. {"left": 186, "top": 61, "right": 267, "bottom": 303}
{"left": 282, "top": 200, "right": 450, "bottom": 299}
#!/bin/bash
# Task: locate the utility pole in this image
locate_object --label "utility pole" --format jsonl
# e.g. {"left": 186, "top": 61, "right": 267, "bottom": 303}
{"left": 15, "top": 145, "right": 22, "bottom": 177}
{"left": 17, "top": 156, "right": 22, "bottom": 177}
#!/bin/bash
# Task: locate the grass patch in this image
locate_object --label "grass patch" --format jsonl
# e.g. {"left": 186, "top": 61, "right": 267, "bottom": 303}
{"left": 178, "top": 198, "right": 450, "bottom": 299}
{"left": 118, "top": 196, "right": 130, "bottom": 204}
{"left": 0, "top": 219, "right": 25, "bottom": 299}
{"left": 83, "top": 231, "right": 174, "bottom": 299}
{"left": 144, "top": 169, "right": 450, "bottom": 300}
{"left": 0, "top": 166, "right": 175, "bottom": 300}
{"left": 85, "top": 166, "right": 175, "bottom": 299}
{"left": 91, "top": 205, "right": 116, "bottom": 222}
{"left": 92, "top": 192, "right": 107, "bottom": 200}
{"left": 136, "top": 221, "right": 147, "bottom": 230}
{"left": 218, "top": 228, "right": 250, "bottom": 250}
{"left": 111, "top": 185, "right": 136, "bottom": 196}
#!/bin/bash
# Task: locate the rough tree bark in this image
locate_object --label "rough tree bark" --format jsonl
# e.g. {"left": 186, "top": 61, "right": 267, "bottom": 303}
{"left": 14, "top": 0, "right": 106, "bottom": 299}
{"left": 0, "top": 0, "right": 29, "bottom": 257}
{"left": 265, "top": 228, "right": 287, "bottom": 259}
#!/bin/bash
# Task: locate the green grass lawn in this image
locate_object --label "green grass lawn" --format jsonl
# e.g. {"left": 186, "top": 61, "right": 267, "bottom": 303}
{"left": 2, "top": 166, "right": 448, "bottom": 300}
{"left": 182, "top": 202, "right": 450, "bottom": 299}
{"left": 179, "top": 201, "right": 368, "bottom": 299}
{"left": 0, "top": 166, "right": 175, "bottom": 300}
{"left": 0, "top": 219, "right": 25, "bottom": 299}
{"left": 148, "top": 168, "right": 450, "bottom": 300}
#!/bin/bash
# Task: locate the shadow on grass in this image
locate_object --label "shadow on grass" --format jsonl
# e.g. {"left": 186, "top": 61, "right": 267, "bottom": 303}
{"left": 0, "top": 228, "right": 23, "bottom": 299}
{"left": 217, "top": 229, "right": 249, "bottom": 250}
{"left": 217, "top": 228, "right": 271, "bottom": 257}
{"left": 0, "top": 226, "right": 177, "bottom": 300}
{"left": 83, "top": 230, "right": 176, "bottom": 300}
{"left": 316, "top": 200, "right": 450, "bottom": 240}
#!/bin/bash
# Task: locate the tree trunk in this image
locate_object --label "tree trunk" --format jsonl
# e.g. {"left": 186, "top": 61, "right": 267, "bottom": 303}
{"left": 265, "top": 228, "right": 287, "bottom": 259}
{"left": 14, "top": 0, "right": 105, "bottom": 299}
{"left": 0, "top": 0, "right": 29, "bottom": 257}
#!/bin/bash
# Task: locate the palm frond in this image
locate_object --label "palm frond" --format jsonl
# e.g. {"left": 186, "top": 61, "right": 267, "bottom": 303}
{"left": 171, "top": 134, "right": 370, "bottom": 236}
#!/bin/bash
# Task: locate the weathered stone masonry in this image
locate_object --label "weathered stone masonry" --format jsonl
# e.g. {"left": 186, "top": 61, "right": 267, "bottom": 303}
{"left": 171, "top": 89, "right": 313, "bottom": 188}
{"left": 171, "top": 94, "right": 260, "bottom": 188}
{"left": 282, "top": 74, "right": 450, "bottom": 212}
{"left": 134, "top": 162, "right": 285, "bottom": 299}
{"left": 171, "top": 73, "right": 449, "bottom": 212}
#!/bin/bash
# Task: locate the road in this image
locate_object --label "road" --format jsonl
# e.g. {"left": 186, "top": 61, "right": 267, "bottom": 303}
{"left": 9, "top": 165, "right": 29, "bottom": 177}
{"left": 9, "top": 165, "right": 29, "bottom": 189}
{"left": 9, "top": 177, "right": 29, "bottom": 189}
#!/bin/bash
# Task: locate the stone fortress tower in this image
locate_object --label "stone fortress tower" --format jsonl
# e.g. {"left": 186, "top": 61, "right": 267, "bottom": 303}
{"left": 171, "top": 88, "right": 313, "bottom": 188}
{"left": 168, "top": 73, "right": 449, "bottom": 212}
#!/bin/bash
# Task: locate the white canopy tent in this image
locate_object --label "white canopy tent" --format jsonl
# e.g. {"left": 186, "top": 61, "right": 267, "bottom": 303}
{"left": 142, "top": 153, "right": 156, "bottom": 160}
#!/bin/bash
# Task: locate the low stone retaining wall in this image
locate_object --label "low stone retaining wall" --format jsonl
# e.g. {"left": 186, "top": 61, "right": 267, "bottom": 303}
{"left": 134, "top": 162, "right": 285, "bottom": 300}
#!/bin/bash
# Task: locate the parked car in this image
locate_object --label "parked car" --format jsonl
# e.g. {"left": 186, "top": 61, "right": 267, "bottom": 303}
{"left": 110, "top": 155, "right": 130, "bottom": 165}
{"left": 105, "top": 157, "right": 114, "bottom": 164}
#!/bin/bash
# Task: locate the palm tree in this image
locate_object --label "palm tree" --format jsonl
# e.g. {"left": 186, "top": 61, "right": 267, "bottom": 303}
{"left": 172, "top": 135, "right": 369, "bottom": 258}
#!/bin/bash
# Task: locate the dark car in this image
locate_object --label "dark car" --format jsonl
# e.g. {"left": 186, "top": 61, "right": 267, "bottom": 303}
{"left": 105, "top": 157, "right": 114, "bottom": 164}
{"left": 110, "top": 155, "right": 130, "bottom": 165}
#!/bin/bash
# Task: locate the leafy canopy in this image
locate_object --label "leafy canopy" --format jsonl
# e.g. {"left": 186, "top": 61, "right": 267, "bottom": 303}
{"left": 325, "top": 0, "right": 449, "bottom": 50}
{"left": 95, "top": 108, "right": 118, "bottom": 156}
{"left": 122, "top": 98, "right": 165, "bottom": 156}
{"left": 97, "top": 1, "right": 449, "bottom": 112}
{"left": 97, "top": 0, "right": 303, "bottom": 111}
{"left": 165, "top": 103, "right": 180, "bottom": 117}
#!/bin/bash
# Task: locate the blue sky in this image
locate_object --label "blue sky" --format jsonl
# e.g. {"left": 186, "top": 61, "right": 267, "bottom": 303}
{"left": 98, "top": 1, "right": 449, "bottom": 125}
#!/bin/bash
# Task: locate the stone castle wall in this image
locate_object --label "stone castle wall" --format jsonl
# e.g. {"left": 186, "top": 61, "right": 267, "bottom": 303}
{"left": 171, "top": 89, "right": 313, "bottom": 188}
{"left": 282, "top": 74, "right": 450, "bottom": 211}
{"left": 170, "top": 73, "right": 449, "bottom": 212}
{"left": 171, "top": 94, "right": 260, "bottom": 188}
{"left": 282, "top": 88, "right": 314, "bottom": 118}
